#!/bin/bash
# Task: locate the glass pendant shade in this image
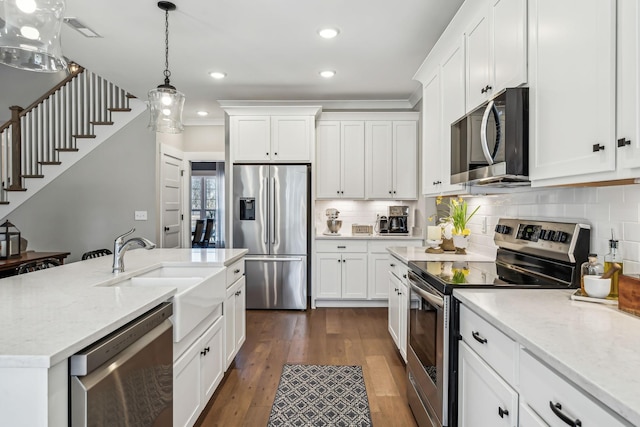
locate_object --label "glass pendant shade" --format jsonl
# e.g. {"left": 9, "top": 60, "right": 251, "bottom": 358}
{"left": 0, "top": 0, "right": 67, "bottom": 72}
{"left": 148, "top": 84, "right": 185, "bottom": 133}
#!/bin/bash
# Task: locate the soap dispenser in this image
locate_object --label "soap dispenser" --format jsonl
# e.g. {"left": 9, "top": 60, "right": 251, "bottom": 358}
{"left": 604, "top": 231, "right": 623, "bottom": 299}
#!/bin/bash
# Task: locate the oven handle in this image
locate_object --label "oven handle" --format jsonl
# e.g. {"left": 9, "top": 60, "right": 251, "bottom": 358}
{"left": 408, "top": 275, "right": 444, "bottom": 309}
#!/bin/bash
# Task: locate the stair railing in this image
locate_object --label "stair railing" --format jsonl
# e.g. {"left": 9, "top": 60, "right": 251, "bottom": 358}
{"left": 0, "top": 66, "right": 134, "bottom": 203}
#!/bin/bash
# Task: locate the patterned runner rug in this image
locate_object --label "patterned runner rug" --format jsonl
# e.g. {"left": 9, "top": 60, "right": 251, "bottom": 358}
{"left": 267, "top": 364, "right": 373, "bottom": 427}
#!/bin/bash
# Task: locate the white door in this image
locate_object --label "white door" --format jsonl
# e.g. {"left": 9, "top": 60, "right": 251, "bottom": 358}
{"left": 316, "top": 121, "right": 342, "bottom": 198}
{"left": 422, "top": 71, "right": 442, "bottom": 195}
{"left": 159, "top": 145, "right": 183, "bottom": 248}
{"left": 341, "top": 121, "right": 366, "bottom": 198}
{"left": 366, "top": 121, "right": 393, "bottom": 199}
{"left": 392, "top": 121, "right": 418, "bottom": 199}
{"left": 466, "top": 12, "right": 491, "bottom": 110}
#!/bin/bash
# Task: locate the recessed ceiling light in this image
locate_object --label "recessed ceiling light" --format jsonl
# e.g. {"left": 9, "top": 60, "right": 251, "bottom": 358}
{"left": 64, "top": 17, "right": 102, "bottom": 38}
{"left": 197, "top": 111, "right": 209, "bottom": 117}
{"left": 318, "top": 28, "right": 339, "bottom": 39}
{"left": 209, "top": 71, "right": 226, "bottom": 79}
{"left": 320, "top": 70, "right": 336, "bottom": 78}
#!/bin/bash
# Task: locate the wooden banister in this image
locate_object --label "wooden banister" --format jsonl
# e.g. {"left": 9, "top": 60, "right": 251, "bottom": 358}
{"left": 18, "top": 66, "right": 85, "bottom": 118}
{"left": 8, "top": 106, "right": 23, "bottom": 190}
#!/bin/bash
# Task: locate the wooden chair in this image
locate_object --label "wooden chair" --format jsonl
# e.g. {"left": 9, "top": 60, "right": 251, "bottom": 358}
{"left": 194, "top": 218, "right": 214, "bottom": 248}
{"left": 16, "top": 258, "right": 62, "bottom": 275}
{"left": 81, "top": 249, "right": 113, "bottom": 260}
{"left": 192, "top": 219, "right": 205, "bottom": 247}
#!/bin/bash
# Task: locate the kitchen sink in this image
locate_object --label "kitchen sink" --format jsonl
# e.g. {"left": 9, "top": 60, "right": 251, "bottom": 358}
{"left": 105, "top": 265, "right": 226, "bottom": 342}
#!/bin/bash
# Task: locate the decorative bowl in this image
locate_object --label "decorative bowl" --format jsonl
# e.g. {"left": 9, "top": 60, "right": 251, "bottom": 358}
{"left": 584, "top": 276, "right": 611, "bottom": 299}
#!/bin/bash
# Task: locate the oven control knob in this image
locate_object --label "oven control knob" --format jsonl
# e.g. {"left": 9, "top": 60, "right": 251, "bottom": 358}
{"left": 539, "top": 229, "right": 547, "bottom": 240}
{"left": 555, "top": 231, "right": 569, "bottom": 243}
{"left": 494, "top": 225, "right": 512, "bottom": 234}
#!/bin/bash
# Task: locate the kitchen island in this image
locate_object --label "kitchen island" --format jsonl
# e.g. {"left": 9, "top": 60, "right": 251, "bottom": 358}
{"left": 0, "top": 248, "right": 247, "bottom": 427}
{"left": 455, "top": 288, "right": 640, "bottom": 426}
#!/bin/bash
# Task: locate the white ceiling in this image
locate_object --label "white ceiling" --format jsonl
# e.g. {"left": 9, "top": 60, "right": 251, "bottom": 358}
{"left": 7, "top": 0, "right": 464, "bottom": 125}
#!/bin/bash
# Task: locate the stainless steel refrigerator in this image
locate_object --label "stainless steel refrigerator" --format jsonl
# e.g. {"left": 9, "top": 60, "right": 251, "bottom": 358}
{"left": 232, "top": 164, "right": 309, "bottom": 309}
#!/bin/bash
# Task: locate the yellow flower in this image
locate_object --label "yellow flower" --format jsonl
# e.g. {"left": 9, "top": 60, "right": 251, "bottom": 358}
{"left": 436, "top": 195, "right": 443, "bottom": 205}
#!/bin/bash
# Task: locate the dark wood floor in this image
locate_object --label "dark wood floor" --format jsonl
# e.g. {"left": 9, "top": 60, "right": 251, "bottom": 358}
{"left": 197, "top": 307, "right": 418, "bottom": 426}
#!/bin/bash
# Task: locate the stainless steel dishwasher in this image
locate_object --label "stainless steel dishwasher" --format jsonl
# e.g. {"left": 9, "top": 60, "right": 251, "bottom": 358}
{"left": 70, "top": 302, "right": 173, "bottom": 427}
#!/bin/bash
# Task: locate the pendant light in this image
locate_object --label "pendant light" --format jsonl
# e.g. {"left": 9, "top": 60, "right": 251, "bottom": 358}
{"left": 0, "top": 0, "right": 67, "bottom": 72}
{"left": 148, "top": 1, "right": 184, "bottom": 133}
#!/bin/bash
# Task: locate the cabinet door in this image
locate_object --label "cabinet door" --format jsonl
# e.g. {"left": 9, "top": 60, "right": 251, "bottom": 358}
{"left": 491, "top": 0, "right": 527, "bottom": 92}
{"left": 393, "top": 121, "right": 418, "bottom": 199}
{"left": 271, "top": 116, "right": 312, "bottom": 161}
{"left": 366, "top": 121, "right": 394, "bottom": 199}
{"left": 201, "top": 318, "right": 224, "bottom": 403}
{"left": 341, "top": 121, "right": 366, "bottom": 198}
{"left": 316, "top": 254, "right": 342, "bottom": 298}
{"left": 458, "top": 342, "right": 518, "bottom": 427}
{"left": 234, "top": 278, "right": 246, "bottom": 352}
{"left": 224, "top": 284, "right": 237, "bottom": 368}
{"left": 422, "top": 71, "right": 443, "bottom": 195}
{"left": 316, "top": 121, "right": 342, "bottom": 198}
{"left": 519, "top": 403, "right": 547, "bottom": 427}
{"left": 232, "top": 116, "right": 271, "bottom": 162}
{"left": 466, "top": 12, "right": 491, "bottom": 111}
{"left": 529, "top": 0, "right": 615, "bottom": 181}
{"left": 616, "top": 0, "right": 640, "bottom": 170}
{"left": 440, "top": 38, "right": 467, "bottom": 193}
{"left": 342, "top": 253, "right": 367, "bottom": 299}
{"left": 368, "top": 253, "right": 391, "bottom": 299}
{"left": 398, "top": 279, "right": 408, "bottom": 362}
{"left": 174, "top": 343, "right": 203, "bottom": 427}
{"left": 387, "top": 272, "right": 400, "bottom": 348}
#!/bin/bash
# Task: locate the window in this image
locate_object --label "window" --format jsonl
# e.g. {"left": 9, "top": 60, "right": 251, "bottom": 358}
{"left": 191, "top": 175, "right": 217, "bottom": 228}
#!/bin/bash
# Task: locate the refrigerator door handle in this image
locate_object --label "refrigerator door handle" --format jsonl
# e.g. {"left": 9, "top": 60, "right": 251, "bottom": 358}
{"left": 246, "top": 257, "right": 303, "bottom": 262}
{"left": 271, "top": 176, "right": 276, "bottom": 245}
{"left": 262, "top": 177, "right": 268, "bottom": 245}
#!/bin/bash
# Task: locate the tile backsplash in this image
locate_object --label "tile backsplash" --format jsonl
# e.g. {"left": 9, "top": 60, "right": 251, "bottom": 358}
{"left": 315, "top": 200, "right": 423, "bottom": 235}
{"left": 438, "top": 184, "right": 640, "bottom": 272}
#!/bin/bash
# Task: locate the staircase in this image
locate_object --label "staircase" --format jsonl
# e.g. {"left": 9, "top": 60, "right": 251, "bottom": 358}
{"left": 0, "top": 66, "right": 147, "bottom": 218}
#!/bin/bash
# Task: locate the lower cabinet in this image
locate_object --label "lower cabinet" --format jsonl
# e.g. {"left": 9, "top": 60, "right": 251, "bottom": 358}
{"left": 458, "top": 341, "right": 518, "bottom": 427}
{"left": 225, "top": 276, "right": 246, "bottom": 369}
{"left": 387, "top": 270, "right": 408, "bottom": 361}
{"left": 174, "top": 315, "right": 224, "bottom": 427}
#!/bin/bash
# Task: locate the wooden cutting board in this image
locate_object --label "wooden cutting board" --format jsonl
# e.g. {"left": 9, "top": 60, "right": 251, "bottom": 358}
{"left": 619, "top": 274, "right": 640, "bottom": 317}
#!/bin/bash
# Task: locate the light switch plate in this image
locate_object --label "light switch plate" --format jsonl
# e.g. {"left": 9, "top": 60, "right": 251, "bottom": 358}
{"left": 134, "top": 211, "right": 148, "bottom": 221}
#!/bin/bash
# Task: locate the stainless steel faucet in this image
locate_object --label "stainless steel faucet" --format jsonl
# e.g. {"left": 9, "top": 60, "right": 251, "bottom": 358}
{"left": 112, "top": 228, "right": 156, "bottom": 273}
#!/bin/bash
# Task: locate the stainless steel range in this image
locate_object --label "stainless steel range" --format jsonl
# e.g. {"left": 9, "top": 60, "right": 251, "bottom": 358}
{"left": 406, "top": 218, "right": 590, "bottom": 427}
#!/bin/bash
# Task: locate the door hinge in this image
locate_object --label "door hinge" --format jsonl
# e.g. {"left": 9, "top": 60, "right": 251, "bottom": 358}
{"left": 180, "top": 170, "right": 184, "bottom": 176}
{"left": 181, "top": 214, "right": 184, "bottom": 220}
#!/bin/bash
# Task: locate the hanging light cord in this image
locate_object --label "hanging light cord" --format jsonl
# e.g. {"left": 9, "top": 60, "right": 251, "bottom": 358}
{"left": 163, "top": 8, "right": 171, "bottom": 85}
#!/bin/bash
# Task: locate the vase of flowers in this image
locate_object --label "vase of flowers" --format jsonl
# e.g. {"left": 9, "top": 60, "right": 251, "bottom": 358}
{"left": 448, "top": 198, "right": 479, "bottom": 255}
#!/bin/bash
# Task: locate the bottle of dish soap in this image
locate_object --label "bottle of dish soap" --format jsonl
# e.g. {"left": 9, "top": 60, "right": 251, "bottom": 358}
{"left": 580, "top": 254, "right": 604, "bottom": 296}
{"left": 604, "top": 232, "right": 623, "bottom": 299}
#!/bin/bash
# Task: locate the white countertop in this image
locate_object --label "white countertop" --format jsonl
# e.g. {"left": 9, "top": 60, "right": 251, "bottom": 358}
{"left": 0, "top": 248, "right": 247, "bottom": 369}
{"left": 315, "top": 233, "right": 423, "bottom": 240}
{"left": 387, "top": 246, "right": 495, "bottom": 264}
{"left": 454, "top": 289, "right": 640, "bottom": 426}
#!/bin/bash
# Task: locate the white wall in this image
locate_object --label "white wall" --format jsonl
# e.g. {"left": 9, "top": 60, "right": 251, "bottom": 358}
{"left": 2, "top": 113, "right": 156, "bottom": 262}
{"left": 436, "top": 185, "right": 640, "bottom": 272}
{"left": 183, "top": 125, "right": 225, "bottom": 152}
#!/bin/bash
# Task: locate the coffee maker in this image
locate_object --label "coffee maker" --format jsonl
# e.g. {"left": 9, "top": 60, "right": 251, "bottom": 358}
{"left": 388, "top": 206, "right": 409, "bottom": 234}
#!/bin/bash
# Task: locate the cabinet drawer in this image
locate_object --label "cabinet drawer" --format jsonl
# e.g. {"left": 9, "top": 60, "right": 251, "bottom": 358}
{"left": 388, "top": 256, "right": 408, "bottom": 281}
{"left": 316, "top": 240, "right": 368, "bottom": 253}
{"left": 226, "top": 259, "right": 245, "bottom": 287}
{"left": 459, "top": 305, "right": 517, "bottom": 385}
{"left": 519, "top": 349, "right": 630, "bottom": 427}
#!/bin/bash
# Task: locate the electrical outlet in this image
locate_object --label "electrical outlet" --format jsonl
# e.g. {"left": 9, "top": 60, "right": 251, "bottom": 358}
{"left": 482, "top": 217, "right": 487, "bottom": 234}
{"left": 134, "top": 211, "right": 148, "bottom": 221}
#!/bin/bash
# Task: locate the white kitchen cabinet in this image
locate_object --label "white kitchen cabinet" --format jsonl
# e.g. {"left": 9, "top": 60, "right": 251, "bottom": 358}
{"left": 616, "top": 0, "right": 640, "bottom": 170}
{"left": 466, "top": 0, "right": 527, "bottom": 112}
{"left": 316, "top": 252, "right": 367, "bottom": 299}
{"left": 367, "top": 240, "right": 420, "bottom": 300}
{"left": 528, "top": 0, "right": 616, "bottom": 182}
{"left": 519, "top": 349, "right": 630, "bottom": 427}
{"left": 174, "top": 315, "right": 224, "bottom": 427}
{"left": 519, "top": 402, "right": 547, "bottom": 427}
{"left": 316, "top": 120, "right": 365, "bottom": 199}
{"left": 421, "top": 71, "right": 443, "bottom": 195}
{"left": 224, "top": 274, "right": 246, "bottom": 369}
{"left": 227, "top": 107, "right": 319, "bottom": 163}
{"left": 458, "top": 341, "right": 519, "bottom": 427}
{"left": 387, "top": 271, "right": 401, "bottom": 350}
{"left": 366, "top": 120, "right": 418, "bottom": 200}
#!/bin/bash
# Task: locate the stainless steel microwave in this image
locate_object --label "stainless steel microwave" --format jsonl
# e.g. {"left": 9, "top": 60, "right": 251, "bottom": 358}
{"left": 450, "top": 87, "right": 529, "bottom": 186}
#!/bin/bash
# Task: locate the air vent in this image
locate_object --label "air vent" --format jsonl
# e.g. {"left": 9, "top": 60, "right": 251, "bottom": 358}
{"left": 64, "top": 17, "right": 101, "bottom": 38}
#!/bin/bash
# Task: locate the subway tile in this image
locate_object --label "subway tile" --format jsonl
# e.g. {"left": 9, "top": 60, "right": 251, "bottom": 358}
{"left": 610, "top": 204, "right": 639, "bottom": 222}
{"left": 623, "top": 222, "right": 640, "bottom": 243}
{"left": 584, "top": 203, "right": 610, "bottom": 221}
{"left": 563, "top": 204, "right": 586, "bottom": 220}
{"left": 596, "top": 186, "right": 625, "bottom": 204}
{"left": 623, "top": 185, "right": 640, "bottom": 203}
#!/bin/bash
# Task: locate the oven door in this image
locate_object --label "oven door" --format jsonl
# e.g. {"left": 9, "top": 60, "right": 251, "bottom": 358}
{"left": 407, "top": 271, "right": 448, "bottom": 427}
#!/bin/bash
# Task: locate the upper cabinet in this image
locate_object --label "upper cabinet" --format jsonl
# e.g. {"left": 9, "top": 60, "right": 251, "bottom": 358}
{"left": 317, "top": 112, "right": 418, "bottom": 200}
{"left": 466, "top": 0, "right": 527, "bottom": 112}
{"left": 366, "top": 120, "right": 418, "bottom": 200}
{"left": 224, "top": 106, "right": 321, "bottom": 163}
{"left": 316, "top": 120, "right": 365, "bottom": 199}
{"left": 528, "top": 0, "right": 616, "bottom": 182}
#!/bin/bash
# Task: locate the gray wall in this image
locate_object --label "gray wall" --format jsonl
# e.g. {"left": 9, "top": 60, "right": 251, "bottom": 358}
{"left": 2, "top": 113, "right": 157, "bottom": 262}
